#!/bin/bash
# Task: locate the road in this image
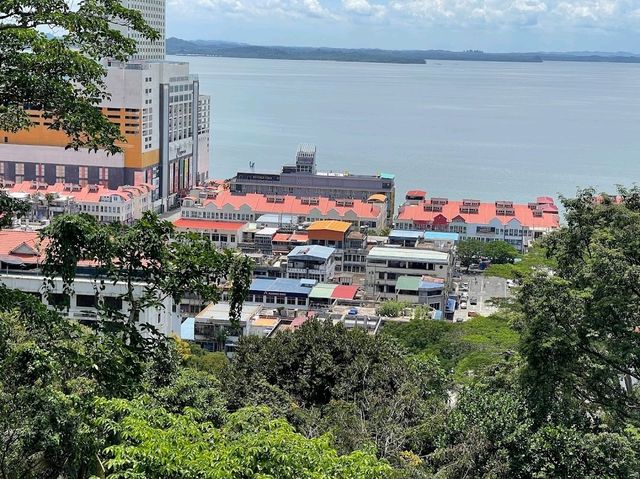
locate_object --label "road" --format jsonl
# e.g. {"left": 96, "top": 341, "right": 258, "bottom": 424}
{"left": 453, "top": 273, "right": 511, "bottom": 322}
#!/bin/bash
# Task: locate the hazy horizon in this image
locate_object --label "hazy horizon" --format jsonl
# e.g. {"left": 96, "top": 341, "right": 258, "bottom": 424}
{"left": 167, "top": 1, "right": 640, "bottom": 53}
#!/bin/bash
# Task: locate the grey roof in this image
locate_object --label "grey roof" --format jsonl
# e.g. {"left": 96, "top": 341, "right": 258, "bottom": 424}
{"left": 367, "top": 246, "right": 449, "bottom": 263}
{"left": 389, "top": 229, "right": 423, "bottom": 240}
{"left": 250, "top": 277, "right": 316, "bottom": 296}
{"left": 288, "top": 245, "right": 335, "bottom": 261}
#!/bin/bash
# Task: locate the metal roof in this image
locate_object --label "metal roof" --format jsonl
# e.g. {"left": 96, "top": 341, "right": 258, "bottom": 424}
{"left": 196, "top": 302, "right": 263, "bottom": 323}
{"left": 419, "top": 280, "right": 445, "bottom": 290}
{"left": 250, "top": 277, "right": 316, "bottom": 296}
{"left": 395, "top": 276, "right": 421, "bottom": 292}
{"left": 256, "top": 213, "right": 298, "bottom": 224}
{"left": 307, "top": 220, "right": 351, "bottom": 233}
{"left": 423, "top": 231, "right": 460, "bottom": 242}
{"left": 288, "top": 245, "right": 336, "bottom": 261}
{"left": 389, "top": 229, "right": 423, "bottom": 240}
{"left": 309, "top": 283, "right": 336, "bottom": 299}
{"left": 367, "top": 246, "right": 449, "bottom": 263}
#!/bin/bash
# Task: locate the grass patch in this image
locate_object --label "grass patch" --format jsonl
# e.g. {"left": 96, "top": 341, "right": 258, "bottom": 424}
{"left": 484, "top": 243, "right": 556, "bottom": 279}
{"left": 384, "top": 313, "right": 519, "bottom": 383}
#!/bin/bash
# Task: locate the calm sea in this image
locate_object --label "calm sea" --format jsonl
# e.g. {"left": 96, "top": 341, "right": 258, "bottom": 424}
{"left": 170, "top": 55, "right": 640, "bottom": 203}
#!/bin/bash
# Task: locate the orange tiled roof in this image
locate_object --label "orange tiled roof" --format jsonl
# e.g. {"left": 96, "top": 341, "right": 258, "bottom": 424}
{"left": 201, "top": 191, "right": 381, "bottom": 219}
{"left": 397, "top": 198, "right": 560, "bottom": 229}
{"left": 306, "top": 220, "right": 351, "bottom": 233}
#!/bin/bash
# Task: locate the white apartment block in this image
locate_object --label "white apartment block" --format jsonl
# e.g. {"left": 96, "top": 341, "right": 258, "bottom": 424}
{"left": 115, "top": 0, "right": 166, "bottom": 61}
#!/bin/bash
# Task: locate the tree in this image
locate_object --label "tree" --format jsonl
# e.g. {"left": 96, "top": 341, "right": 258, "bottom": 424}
{"left": 457, "top": 239, "right": 485, "bottom": 267}
{"left": 517, "top": 187, "right": 640, "bottom": 427}
{"left": 0, "top": 192, "right": 29, "bottom": 229}
{"left": 483, "top": 240, "right": 518, "bottom": 264}
{"left": 377, "top": 300, "right": 410, "bottom": 317}
{"left": 226, "top": 320, "right": 447, "bottom": 461}
{"left": 0, "top": 0, "right": 158, "bottom": 152}
{"left": 95, "top": 401, "right": 393, "bottom": 478}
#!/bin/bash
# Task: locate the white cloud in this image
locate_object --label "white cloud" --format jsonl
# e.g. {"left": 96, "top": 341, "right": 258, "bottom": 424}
{"left": 169, "top": 0, "right": 640, "bottom": 33}
{"left": 343, "top": 0, "right": 388, "bottom": 18}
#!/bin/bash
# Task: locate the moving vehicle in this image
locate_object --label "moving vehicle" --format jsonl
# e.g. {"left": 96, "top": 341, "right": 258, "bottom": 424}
{"left": 470, "top": 297, "right": 478, "bottom": 305}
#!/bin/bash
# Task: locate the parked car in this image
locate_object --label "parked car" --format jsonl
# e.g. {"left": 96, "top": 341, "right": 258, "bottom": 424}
{"left": 461, "top": 292, "right": 469, "bottom": 299}
{"left": 455, "top": 317, "right": 464, "bottom": 323}
{"left": 470, "top": 297, "right": 478, "bottom": 305}
{"left": 460, "top": 301, "right": 467, "bottom": 309}
{"left": 468, "top": 311, "right": 479, "bottom": 317}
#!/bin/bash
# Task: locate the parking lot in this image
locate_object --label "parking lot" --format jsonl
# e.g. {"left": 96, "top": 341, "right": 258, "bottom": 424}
{"left": 453, "top": 273, "right": 511, "bottom": 322}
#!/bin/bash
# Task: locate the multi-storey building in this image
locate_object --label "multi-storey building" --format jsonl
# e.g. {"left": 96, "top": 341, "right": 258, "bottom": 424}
{"left": 0, "top": 60, "right": 210, "bottom": 211}
{"left": 365, "top": 246, "right": 453, "bottom": 301}
{"left": 0, "top": 230, "right": 180, "bottom": 337}
{"left": 286, "top": 245, "right": 336, "bottom": 283}
{"left": 114, "top": 0, "right": 166, "bottom": 61}
{"left": 180, "top": 189, "right": 387, "bottom": 229}
{"left": 395, "top": 191, "right": 560, "bottom": 251}
{"left": 4, "top": 181, "right": 154, "bottom": 224}
{"left": 227, "top": 145, "right": 396, "bottom": 223}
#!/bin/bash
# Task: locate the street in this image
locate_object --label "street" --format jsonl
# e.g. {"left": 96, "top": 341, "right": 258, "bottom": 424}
{"left": 453, "top": 273, "right": 511, "bottom": 322}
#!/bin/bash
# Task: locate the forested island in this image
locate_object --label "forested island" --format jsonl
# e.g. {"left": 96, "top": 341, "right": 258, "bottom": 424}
{"left": 167, "top": 37, "right": 640, "bottom": 64}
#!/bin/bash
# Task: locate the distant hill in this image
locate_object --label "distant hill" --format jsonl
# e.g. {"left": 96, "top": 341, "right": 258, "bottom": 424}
{"left": 166, "top": 37, "right": 640, "bottom": 65}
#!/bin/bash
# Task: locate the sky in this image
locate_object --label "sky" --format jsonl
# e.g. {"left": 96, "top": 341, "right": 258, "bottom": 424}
{"left": 166, "top": 0, "right": 640, "bottom": 52}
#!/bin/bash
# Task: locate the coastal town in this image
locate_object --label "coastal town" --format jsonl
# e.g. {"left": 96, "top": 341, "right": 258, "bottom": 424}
{"left": 0, "top": 143, "right": 560, "bottom": 352}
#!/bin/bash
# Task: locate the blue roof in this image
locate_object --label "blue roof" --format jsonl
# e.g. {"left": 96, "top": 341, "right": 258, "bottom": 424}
{"left": 250, "top": 277, "right": 317, "bottom": 296}
{"left": 380, "top": 172, "right": 395, "bottom": 180}
{"left": 419, "top": 280, "right": 444, "bottom": 290}
{"left": 180, "top": 317, "right": 195, "bottom": 340}
{"left": 288, "top": 245, "right": 335, "bottom": 261}
{"left": 389, "top": 229, "right": 423, "bottom": 240}
{"left": 423, "top": 231, "right": 460, "bottom": 242}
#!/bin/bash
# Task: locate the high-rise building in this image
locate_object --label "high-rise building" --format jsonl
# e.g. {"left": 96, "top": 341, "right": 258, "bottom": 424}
{"left": 0, "top": 60, "right": 210, "bottom": 211}
{"left": 0, "top": 1, "right": 211, "bottom": 212}
{"left": 115, "top": 0, "right": 166, "bottom": 61}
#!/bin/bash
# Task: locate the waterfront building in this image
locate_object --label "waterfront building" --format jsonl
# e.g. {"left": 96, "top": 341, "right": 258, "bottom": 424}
{"left": 180, "top": 189, "right": 387, "bottom": 229}
{"left": 227, "top": 145, "right": 395, "bottom": 223}
{"left": 395, "top": 191, "right": 560, "bottom": 251}
{"left": 4, "top": 181, "right": 154, "bottom": 224}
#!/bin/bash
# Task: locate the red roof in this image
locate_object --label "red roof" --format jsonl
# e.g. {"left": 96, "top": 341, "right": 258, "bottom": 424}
{"left": 272, "top": 233, "right": 292, "bottom": 242}
{"left": 397, "top": 198, "right": 560, "bottom": 229}
{"left": 200, "top": 191, "right": 382, "bottom": 219}
{"left": 406, "top": 190, "right": 427, "bottom": 197}
{"left": 331, "top": 285, "right": 359, "bottom": 300}
{"left": 172, "top": 218, "right": 246, "bottom": 231}
{"left": 0, "top": 231, "right": 43, "bottom": 264}
{"left": 5, "top": 181, "right": 153, "bottom": 203}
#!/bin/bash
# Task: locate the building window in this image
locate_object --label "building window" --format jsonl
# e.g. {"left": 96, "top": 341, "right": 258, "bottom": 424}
{"left": 55, "top": 165, "right": 65, "bottom": 183}
{"left": 36, "top": 163, "right": 45, "bottom": 182}
{"left": 79, "top": 166, "right": 88, "bottom": 186}
{"left": 15, "top": 162, "right": 24, "bottom": 183}
{"left": 99, "top": 167, "right": 109, "bottom": 187}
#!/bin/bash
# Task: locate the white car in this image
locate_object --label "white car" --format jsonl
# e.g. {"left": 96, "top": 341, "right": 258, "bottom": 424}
{"left": 460, "top": 301, "right": 467, "bottom": 309}
{"left": 461, "top": 292, "right": 469, "bottom": 299}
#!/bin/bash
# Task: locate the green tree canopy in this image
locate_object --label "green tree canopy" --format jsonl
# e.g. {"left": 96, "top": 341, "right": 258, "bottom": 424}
{"left": 457, "top": 238, "right": 485, "bottom": 267}
{"left": 96, "top": 401, "right": 393, "bottom": 479}
{"left": 0, "top": 0, "right": 157, "bottom": 152}
{"left": 517, "top": 187, "right": 640, "bottom": 427}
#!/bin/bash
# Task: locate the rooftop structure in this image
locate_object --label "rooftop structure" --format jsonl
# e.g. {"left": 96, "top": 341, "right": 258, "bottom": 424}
{"left": 288, "top": 245, "right": 336, "bottom": 262}
{"left": 227, "top": 146, "right": 395, "bottom": 223}
{"left": 367, "top": 246, "right": 450, "bottom": 263}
